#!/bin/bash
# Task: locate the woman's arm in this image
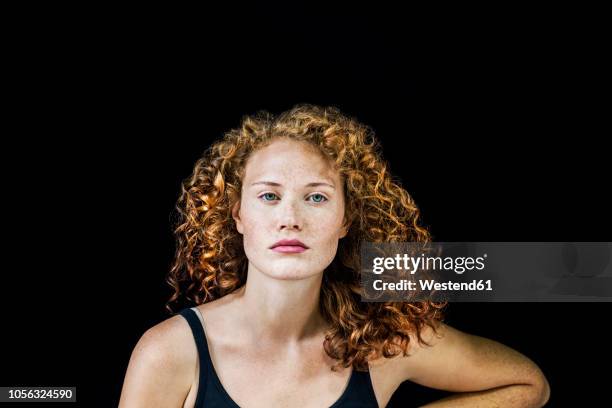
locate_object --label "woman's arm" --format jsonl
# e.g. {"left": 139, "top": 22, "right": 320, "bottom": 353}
{"left": 393, "top": 323, "right": 550, "bottom": 407}
{"left": 118, "top": 316, "right": 196, "bottom": 407}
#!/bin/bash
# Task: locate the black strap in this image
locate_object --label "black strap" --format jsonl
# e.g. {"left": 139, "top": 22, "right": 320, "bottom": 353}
{"left": 179, "top": 307, "right": 209, "bottom": 408}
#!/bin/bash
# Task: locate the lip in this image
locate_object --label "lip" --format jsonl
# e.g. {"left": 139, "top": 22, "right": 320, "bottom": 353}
{"left": 270, "top": 239, "right": 309, "bottom": 253}
{"left": 272, "top": 245, "right": 308, "bottom": 253}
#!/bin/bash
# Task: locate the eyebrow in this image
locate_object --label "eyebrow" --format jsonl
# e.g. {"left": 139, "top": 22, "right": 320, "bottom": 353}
{"left": 250, "top": 181, "right": 336, "bottom": 189}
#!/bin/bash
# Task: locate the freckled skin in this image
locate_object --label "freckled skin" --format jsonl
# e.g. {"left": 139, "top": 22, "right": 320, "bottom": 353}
{"left": 233, "top": 138, "right": 349, "bottom": 281}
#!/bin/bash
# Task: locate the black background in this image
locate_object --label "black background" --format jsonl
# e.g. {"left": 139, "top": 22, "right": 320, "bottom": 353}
{"left": 2, "top": 5, "right": 609, "bottom": 407}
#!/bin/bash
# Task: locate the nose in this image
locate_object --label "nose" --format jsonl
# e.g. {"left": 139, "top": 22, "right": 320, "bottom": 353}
{"left": 278, "top": 198, "right": 303, "bottom": 231}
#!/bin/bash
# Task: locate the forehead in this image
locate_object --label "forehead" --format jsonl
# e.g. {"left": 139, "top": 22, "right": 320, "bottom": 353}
{"left": 243, "top": 138, "right": 340, "bottom": 183}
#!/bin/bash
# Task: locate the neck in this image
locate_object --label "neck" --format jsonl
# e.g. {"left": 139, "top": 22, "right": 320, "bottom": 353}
{"left": 232, "top": 264, "right": 328, "bottom": 346}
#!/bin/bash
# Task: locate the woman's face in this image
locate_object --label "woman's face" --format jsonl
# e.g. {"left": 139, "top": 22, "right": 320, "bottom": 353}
{"left": 232, "top": 138, "right": 348, "bottom": 280}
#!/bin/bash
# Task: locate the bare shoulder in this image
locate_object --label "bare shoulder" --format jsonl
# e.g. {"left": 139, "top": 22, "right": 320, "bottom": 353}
{"left": 134, "top": 312, "right": 198, "bottom": 367}
{"left": 118, "top": 312, "right": 198, "bottom": 407}
{"left": 367, "top": 321, "right": 448, "bottom": 383}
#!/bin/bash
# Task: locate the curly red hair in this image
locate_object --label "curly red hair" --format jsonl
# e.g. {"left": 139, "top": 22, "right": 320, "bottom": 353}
{"left": 166, "top": 104, "right": 447, "bottom": 371}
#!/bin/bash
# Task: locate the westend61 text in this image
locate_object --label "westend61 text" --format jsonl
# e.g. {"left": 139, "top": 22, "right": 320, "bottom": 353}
{"left": 373, "top": 279, "right": 493, "bottom": 291}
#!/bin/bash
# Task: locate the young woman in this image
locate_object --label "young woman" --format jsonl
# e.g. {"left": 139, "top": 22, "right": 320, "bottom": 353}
{"left": 119, "top": 104, "right": 550, "bottom": 407}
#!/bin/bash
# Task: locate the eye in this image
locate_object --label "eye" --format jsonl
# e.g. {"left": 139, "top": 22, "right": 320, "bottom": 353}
{"left": 259, "top": 192, "right": 279, "bottom": 201}
{"left": 308, "top": 193, "right": 328, "bottom": 203}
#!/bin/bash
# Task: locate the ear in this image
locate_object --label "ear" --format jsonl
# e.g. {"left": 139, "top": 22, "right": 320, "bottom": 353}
{"left": 340, "top": 226, "right": 350, "bottom": 239}
{"left": 339, "top": 217, "right": 350, "bottom": 239}
{"left": 231, "top": 200, "right": 244, "bottom": 234}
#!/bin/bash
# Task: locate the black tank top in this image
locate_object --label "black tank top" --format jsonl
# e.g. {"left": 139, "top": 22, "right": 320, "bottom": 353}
{"left": 179, "top": 307, "right": 379, "bottom": 407}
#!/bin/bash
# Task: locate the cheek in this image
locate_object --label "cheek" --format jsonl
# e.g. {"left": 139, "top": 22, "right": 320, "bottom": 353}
{"left": 315, "top": 204, "right": 345, "bottom": 238}
{"left": 320, "top": 237, "right": 340, "bottom": 261}
{"left": 310, "top": 213, "right": 343, "bottom": 255}
{"left": 241, "top": 220, "right": 259, "bottom": 243}
{"left": 239, "top": 209, "right": 267, "bottom": 253}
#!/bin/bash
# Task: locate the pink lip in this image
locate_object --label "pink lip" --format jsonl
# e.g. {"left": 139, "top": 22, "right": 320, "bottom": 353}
{"left": 270, "top": 239, "right": 308, "bottom": 248}
{"left": 272, "top": 245, "right": 308, "bottom": 253}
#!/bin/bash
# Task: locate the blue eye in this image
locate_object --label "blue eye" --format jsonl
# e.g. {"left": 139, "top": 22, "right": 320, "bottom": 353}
{"left": 260, "top": 192, "right": 278, "bottom": 201}
{"left": 309, "top": 193, "right": 327, "bottom": 203}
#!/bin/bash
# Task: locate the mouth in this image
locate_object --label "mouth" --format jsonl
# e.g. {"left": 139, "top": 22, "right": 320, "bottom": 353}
{"left": 271, "top": 245, "right": 308, "bottom": 253}
{"left": 270, "top": 239, "right": 309, "bottom": 253}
